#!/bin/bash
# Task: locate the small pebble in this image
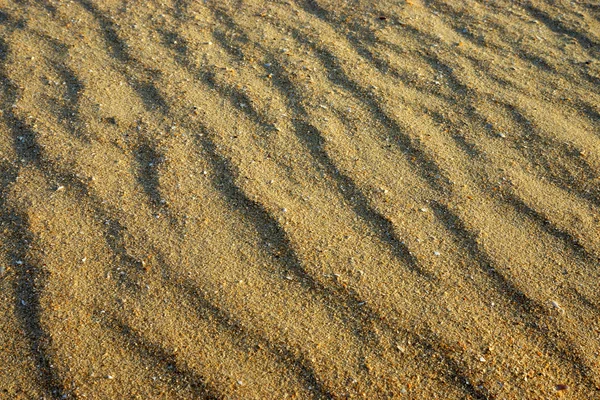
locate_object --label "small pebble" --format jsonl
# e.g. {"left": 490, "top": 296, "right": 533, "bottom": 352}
{"left": 433, "top": 251, "right": 441, "bottom": 256}
{"left": 551, "top": 300, "right": 565, "bottom": 314}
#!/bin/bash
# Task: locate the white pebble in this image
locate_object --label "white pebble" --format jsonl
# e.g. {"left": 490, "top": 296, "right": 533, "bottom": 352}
{"left": 551, "top": 300, "right": 565, "bottom": 313}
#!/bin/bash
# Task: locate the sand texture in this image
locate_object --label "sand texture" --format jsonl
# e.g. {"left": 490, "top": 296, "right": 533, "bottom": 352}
{"left": 0, "top": 0, "right": 599, "bottom": 398}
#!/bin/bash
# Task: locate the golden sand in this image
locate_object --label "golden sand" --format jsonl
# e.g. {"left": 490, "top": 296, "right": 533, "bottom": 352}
{"left": 0, "top": 0, "right": 599, "bottom": 398}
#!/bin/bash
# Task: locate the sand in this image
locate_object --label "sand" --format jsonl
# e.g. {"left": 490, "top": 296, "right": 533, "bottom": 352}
{"left": 0, "top": 0, "right": 599, "bottom": 398}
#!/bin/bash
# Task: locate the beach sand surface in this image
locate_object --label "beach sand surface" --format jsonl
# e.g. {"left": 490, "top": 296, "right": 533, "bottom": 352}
{"left": 0, "top": 0, "right": 599, "bottom": 398}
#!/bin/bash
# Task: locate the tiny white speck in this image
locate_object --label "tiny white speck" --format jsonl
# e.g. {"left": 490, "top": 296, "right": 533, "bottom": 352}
{"left": 551, "top": 300, "right": 565, "bottom": 313}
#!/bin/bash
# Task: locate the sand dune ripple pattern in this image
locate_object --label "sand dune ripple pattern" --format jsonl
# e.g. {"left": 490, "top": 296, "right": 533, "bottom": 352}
{"left": 0, "top": 0, "right": 599, "bottom": 398}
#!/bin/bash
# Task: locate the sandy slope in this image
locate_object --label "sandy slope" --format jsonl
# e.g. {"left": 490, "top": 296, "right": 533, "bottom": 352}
{"left": 0, "top": 0, "right": 599, "bottom": 398}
